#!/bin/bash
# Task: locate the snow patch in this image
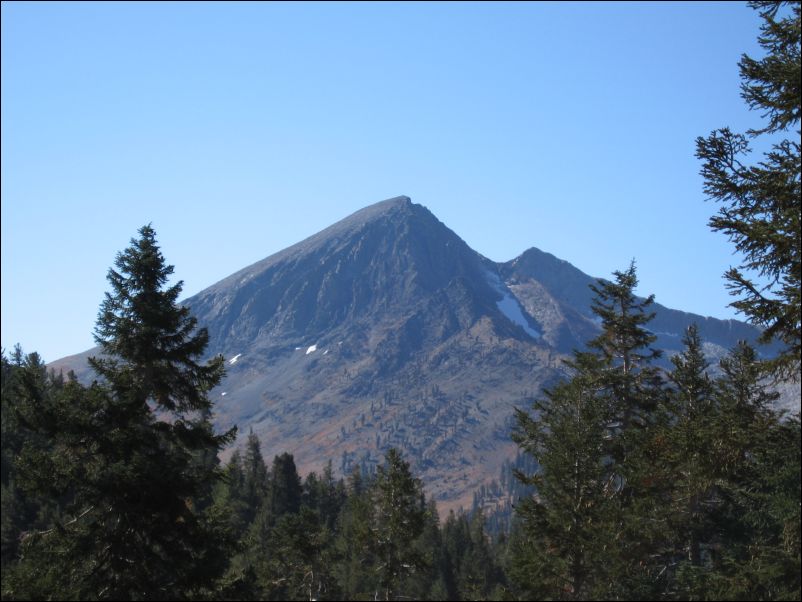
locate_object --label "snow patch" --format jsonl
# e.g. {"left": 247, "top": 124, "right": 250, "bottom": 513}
{"left": 485, "top": 270, "right": 541, "bottom": 339}
{"left": 295, "top": 347, "right": 302, "bottom": 351}
{"left": 323, "top": 349, "right": 329, "bottom": 355}
{"left": 306, "top": 344, "right": 318, "bottom": 355}
{"left": 221, "top": 392, "right": 227, "bottom": 397}
{"left": 228, "top": 353, "right": 242, "bottom": 365}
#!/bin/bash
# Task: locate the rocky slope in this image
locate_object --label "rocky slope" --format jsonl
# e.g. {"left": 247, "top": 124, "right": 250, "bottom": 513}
{"left": 50, "top": 196, "right": 782, "bottom": 512}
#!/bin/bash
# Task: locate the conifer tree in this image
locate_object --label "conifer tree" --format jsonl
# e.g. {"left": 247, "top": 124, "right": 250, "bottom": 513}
{"left": 242, "top": 430, "right": 269, "bottom": 525}
{"left": 269, "top": 452, "right": 302, "bottom": 519}
{"left": 704, "top": 342, "right": 800, "bottom": 599}
{"left": 371, "top": 448, "right": 427, "bottom": 601}
{"left": 696, "top": 1, "right": 801, "bottom": 379}
{"left": 511, "top": 263, "right": 665, "bottom": 599}
{"left": 333, "top": 467, "right": 376, "bottom": 599}
{"left": 259, "top": 507, "right": 338, "bottom": 601}
{"left": 663, "top": 325, "right": 720, "bottom": 593}
{"left": 0, "top": 349, "right": 61, "bottom": 576}
{"left": 511, "top": 353, "right": 619, "bottom": 600}
{"left": 587, "top": 260, "right": 662, "bottom": 435}
{"left": 7, "top": 225, "right": 236, "bottom": 600}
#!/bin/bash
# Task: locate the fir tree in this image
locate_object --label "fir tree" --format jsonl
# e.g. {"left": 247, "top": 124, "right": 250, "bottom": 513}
{"left": 1, "top": 349, "right": 62, "bottom": 575}
{"left": 695, "top": 0, "right": 801, "bottom": 379}
{"left": 704, "top": 342, "right": 800, "bottom": 599}
{"left": 371, "top": 448, "right": 427, "bottom": 601}
{"left": 242, "top": 430, "right": 269, "bottom": 525}
{"left": 511, "top": 353, "right": 619, "bottom": 600}
{"left": 269, "top": 452, "right": 302, "bottom": 519}
{"left": 587, "top": 260, "right": 662, "bottom": 436}
{"left": 259, "top": 507, "right": 338, "bottom": 601}
{"left": 7, "top": 225, "right": 236, "bottom": 600}
{"left": 511, "top": 263, "right": 666, "bottom": 599}
{"left": 332, "top": 467, "right": 376, "bottom": 600}
{"left": 662, "top": 324, "right": 720, "bottom": 595}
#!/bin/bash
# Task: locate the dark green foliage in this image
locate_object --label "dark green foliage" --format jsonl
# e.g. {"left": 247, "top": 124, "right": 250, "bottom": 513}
{"left": 208, "top": 442, "right": 497, "bottom": 601}
{"left": 511, "top": 263, "right": 668, "bottom": 599}
{"left": 511, "top": 353, "right": 620, "bottom": 600}
{"left": 371, "top": 448, "right": 428, "bottom": 601}
{"left": 269, "top": 452, "right": 303, "bottom": 520}
{"left": 1, "top": 349, "right": 62, "bottom": 574}
{"left": 257, "top": 507, "right": 338, "bottom": 601}
{"left": 332, "top": 467, "right": 377, "bottom": 600}
{"left": 664, "top": 325, "right": 718, "bottom": 572}
{"left": 90, "top": 225, "right": 229, "bottom": 416}
{"left": 587, "top": 261, "right": 663, "bottom": 434}
{"left": 696, "top": 1, "right": 801, "bottom": 379}
{"left": 441, "top": 510, "right": 504, "bottom": 601}
{"left": 4, "top": 226, "right": 236, "bottom": 600}
{"left": 510, "top": 264, "right": 800, "bottom": 602}
{"left": 242, "top": 431, "right": 269, "bottom": 525}
{"left": 698, "top": 343, "right": 801, "bottom": 600}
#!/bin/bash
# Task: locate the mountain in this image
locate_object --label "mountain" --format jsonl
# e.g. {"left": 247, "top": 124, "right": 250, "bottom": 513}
{"left": 49, "top": 196, "right": 780, "bottom": 512}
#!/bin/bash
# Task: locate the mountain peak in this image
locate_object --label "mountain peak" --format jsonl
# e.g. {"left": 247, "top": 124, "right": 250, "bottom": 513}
{"left": 48, "top": 195, "right": 779, "bottom": 513}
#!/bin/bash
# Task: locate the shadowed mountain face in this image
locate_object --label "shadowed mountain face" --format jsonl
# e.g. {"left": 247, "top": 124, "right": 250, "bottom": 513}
{"left": 50, "top": 196, "right": 777, "bottom": 512}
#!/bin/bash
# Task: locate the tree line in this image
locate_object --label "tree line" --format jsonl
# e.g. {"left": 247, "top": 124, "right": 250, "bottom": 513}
{"left": 1, "top": 1, "right": 799, "bottom": 600}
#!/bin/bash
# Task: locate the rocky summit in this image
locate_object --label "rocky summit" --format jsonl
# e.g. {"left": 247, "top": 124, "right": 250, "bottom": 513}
{"left": 51, "top": 196, "right": 772, "bottom": 512}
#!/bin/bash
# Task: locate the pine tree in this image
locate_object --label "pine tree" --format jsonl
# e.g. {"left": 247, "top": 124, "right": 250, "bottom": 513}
{"left": 587, "top": 260, "right": 662, "bottom": 436}
{"left": 704, "top": 342, "right": 801, "bottom": 599}
{"left": 7, "top": 225, "right": 236, "bottom": 600}
{"left": 695, "top": 1, "right": 801, "bottom": 379}
{"left": 333, "top": 467, "right": 376, "bottom": 600}
{"left": 510, "top": 353, "right": 619, "bottom": 600}
{"left": 259, "top": 506, "right": 338, "bottom": 601}
{"left": 662, "top": 325, "right": 720, "bottom": 595}
{"left": 371, "top": 448, "right": 427, "bottom": 601}
{"left": 1, "top": 349, "right": 61, "bottom": 575}
{"left": 242, "top": 430, "right": 269, "bottom": 525}
{"left": 269, "top": 452, "right": 302, "bottom": 519}
{"left": 511, "top": 263, "right": 666, "bottom": 599}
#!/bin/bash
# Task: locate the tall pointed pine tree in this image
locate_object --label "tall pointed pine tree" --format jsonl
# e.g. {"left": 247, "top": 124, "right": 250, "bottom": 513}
{"left": 8, "top": 225, "right": 236, "bottom": 600}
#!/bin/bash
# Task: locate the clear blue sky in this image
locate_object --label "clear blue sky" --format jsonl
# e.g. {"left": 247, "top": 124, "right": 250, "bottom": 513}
{"left": 2, "top": 1, "right": 770, "bottom": 362}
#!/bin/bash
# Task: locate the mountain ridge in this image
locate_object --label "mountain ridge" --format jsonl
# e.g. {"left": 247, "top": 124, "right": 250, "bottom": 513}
{"left": 48, "top": 196, "right": 784, "bottom": 512}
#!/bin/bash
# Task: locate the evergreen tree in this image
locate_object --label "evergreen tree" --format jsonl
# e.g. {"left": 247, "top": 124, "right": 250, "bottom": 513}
{"left": 704, "top": 342, "right": 801, "bottom": 599}
{"left": 511, "top": 354, "right": 619, "bottom": 600}
{"left": 7, "top": 225, "right": 236, "bottom": 600}
{"left": 242, "top": 430, "right": 269, "bottom": 525}
{"left": 662, "top": 325, "right": 720, "bottom": 595}
{"left": 258, "top": 507, "right": 338, "bottom": 601}
{"left": 695, "top": 0, "right": 801, "bottom": 379}
{"left": 1, "top": 349, "right": 61, "bottom": 575}
{"left": 371, "top": 448, "right": 427, "bottom": 601}
{"left": 317, "top": 460, "right": 347, "bottom": 533}
{"left": 511, "top": 263, "right": 666, "bottom": 599}
{"left": 408, "top": 498, "right": 456, "bottom": 601}
{"left": 587, "top": 260, "right": 663, "bottom": 436}
{"left": 269, "top": 452, "right": 302, "bottom": 519}
{"left": 333, "top": 467, "right": 376, "bottom": 600}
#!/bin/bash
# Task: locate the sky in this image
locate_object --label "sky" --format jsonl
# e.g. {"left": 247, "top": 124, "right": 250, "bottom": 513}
{"left": 1, "top": 1, "right": 773, "bottom": 362}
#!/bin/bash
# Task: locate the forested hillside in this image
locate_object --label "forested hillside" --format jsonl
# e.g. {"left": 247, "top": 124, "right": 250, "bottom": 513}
{"left": 2, "top": 1, "right": 799, "bottom": 600}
